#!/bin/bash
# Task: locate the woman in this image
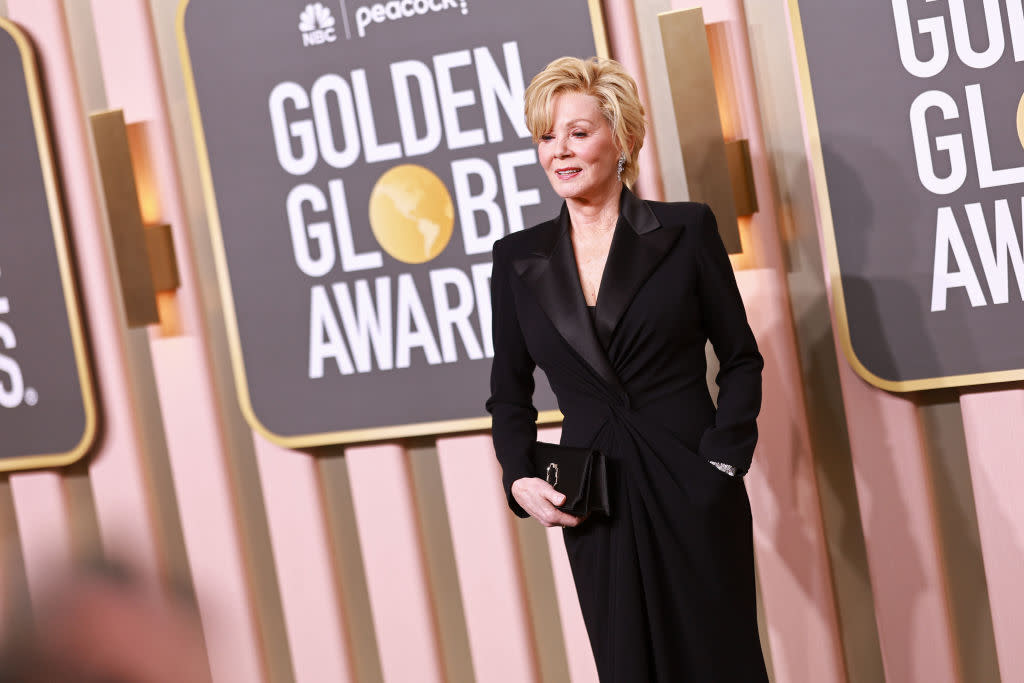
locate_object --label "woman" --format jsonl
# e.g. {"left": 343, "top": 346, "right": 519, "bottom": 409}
{"left": 486, "top": 57, "right": 768, "bottom": 681}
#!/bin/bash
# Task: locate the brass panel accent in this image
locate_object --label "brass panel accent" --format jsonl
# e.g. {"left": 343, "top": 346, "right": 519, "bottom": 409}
{"left": 145, "top": 223, "right": 180, "bottom": 292}
{"left": 725, "top": 139, "right": 757, "bottom": 216}
{"left": 587, "top": 0, "right": 610, "bottom": 59}
{"left": 125, "top": 121, "right": 162, "bottom": 224}
{"left": 658, "top": 8, "right": 743, "bottom": 253}
{"left": 90, "top": 109, "right": 159, "bottom": 327}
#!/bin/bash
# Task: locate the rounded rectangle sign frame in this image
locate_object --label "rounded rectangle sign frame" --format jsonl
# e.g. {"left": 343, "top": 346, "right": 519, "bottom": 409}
{"left": 787, "top": 0, "right": 1024, "bottom": 392}
{"left": 176, "top": 0, "right": 609, "bottom": 447}
{"left": 0, "top": 18, "right": 97, "bottom": 471}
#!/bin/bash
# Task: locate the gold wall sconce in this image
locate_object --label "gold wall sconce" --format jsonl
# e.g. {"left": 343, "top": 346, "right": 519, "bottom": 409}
{"left": 89, "top": 110, "right": 180, "bottom": 329}
{"left": 659, "top": 7, "right": 758, "bottom": 254}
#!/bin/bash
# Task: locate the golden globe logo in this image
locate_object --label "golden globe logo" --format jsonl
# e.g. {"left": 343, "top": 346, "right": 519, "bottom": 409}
{"left": 303, "top": 161, "right": 492, "bottom": 379}
{"left": 266, "top": 41, "right": 539, "bottom": 379}
{"left": 368, "top": 165, "right": 454, "bottom": 263}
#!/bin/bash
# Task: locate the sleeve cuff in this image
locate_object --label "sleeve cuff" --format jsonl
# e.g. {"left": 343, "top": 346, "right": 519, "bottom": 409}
{"left": 708, "top": 460, "right": 739, "bottom": 477}
{"left": 503, "top": 469, "right": 533, "bottom": 518}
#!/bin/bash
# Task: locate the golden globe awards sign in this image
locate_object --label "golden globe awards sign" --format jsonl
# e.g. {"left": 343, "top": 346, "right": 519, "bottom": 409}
{"left": 0, "top": 20, "right": 96, "bottom": 469}
{"left": 793, "top": 1, "right": 1024, "bottom": 390}
{"left": 179, "top": 1, "right": 603, "bottom": 444}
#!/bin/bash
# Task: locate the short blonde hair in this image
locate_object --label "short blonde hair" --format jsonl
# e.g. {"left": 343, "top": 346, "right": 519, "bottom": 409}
{"left": 524, "top": 57, "right": 646, "bottom": 188}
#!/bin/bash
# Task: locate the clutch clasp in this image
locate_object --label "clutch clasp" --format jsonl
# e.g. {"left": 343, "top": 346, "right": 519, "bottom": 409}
{"left": 545, "top": 462, "right": 559, "bottom": 487}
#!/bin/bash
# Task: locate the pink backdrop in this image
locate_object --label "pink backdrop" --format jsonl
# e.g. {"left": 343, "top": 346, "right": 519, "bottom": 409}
{"left": 0, "top": 1, "right": 1018, "bottom": 682}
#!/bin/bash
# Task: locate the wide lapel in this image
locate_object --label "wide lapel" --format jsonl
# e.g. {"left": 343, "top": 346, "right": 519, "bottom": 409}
{"left": 593, "top": 187, "right": 681, "bottom": 349}
{"left": 513, "top": 204, "right": 626, "bottom": 395}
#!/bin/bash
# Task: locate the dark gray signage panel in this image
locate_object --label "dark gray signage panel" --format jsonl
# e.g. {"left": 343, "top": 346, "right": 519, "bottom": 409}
{"left": 180, "top": 0, "right": 605, "bottom": 444}
{"left": 0, "top": 20, "right": 96, "bottom": 469}
{"left": 793, "top": 1, "right": 1024, "bottom": 390}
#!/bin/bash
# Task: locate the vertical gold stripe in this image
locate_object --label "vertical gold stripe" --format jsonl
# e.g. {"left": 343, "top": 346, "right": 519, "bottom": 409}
{"left": 407, "top": 445, "right": 475, "bottom": 683}
{"left": 318, "top": 451, "right": 386, "bottom": 683}
{"left": 588, "top": 0, "right": 610, "bottom": 59}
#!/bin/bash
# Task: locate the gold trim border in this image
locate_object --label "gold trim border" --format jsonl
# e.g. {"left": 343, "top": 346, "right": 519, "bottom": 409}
{"left": 176, "top": 1, "right": 600, "bottom": 447}
{"left": 786, "top": 1, "right": 1024, "bottom": 392}
{"left": 0, "top": 19, "right": 98, "bottom": 471}
{"left": 588, "top": 0, "right": 610, "bottom": 60}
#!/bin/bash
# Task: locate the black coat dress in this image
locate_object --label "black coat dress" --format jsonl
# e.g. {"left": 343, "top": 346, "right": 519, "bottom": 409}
{"left": 486, "top": 187, "right": 768, "bottom": 682}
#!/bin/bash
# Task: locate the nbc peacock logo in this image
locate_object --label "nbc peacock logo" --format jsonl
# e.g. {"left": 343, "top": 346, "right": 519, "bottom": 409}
{"left": 299, "top": 3, "right": 337, "bottom": 46}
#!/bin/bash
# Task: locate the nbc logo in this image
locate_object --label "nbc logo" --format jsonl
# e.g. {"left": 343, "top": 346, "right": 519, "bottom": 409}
{"left": 299, "top": 3, "right": 337, "bottom": 46}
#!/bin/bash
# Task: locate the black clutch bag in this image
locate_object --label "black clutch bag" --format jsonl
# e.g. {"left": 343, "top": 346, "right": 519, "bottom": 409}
{"left": 531, "top": 442, "right": 611, "bottom": 517}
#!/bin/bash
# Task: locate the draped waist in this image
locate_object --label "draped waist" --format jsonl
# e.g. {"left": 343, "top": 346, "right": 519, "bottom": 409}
{"left": 554, "top": 387, "right": 717, "bottom": 458}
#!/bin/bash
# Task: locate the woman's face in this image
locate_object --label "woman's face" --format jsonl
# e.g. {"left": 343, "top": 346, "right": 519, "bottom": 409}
{"left": 537, "top": 92, "right": 622, "bottom": 204}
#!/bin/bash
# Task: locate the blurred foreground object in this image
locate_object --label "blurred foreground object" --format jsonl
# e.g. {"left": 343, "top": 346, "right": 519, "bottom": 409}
{"left": 0, "top": 561, "right": 211, "bottom": 683}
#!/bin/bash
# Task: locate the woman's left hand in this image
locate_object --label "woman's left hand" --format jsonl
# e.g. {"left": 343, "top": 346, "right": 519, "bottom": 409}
{"left": 511, "top": 477, "right": 587, "bottom": 527}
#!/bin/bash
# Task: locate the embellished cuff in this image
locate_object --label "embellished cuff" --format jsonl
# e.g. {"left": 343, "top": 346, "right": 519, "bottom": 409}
{"left": 709, "top": 460, "right": 738, "bottom": 477}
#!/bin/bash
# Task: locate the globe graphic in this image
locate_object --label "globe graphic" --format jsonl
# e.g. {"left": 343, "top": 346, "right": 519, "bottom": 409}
{"left": 368, "top": 165, "right": 455, "bottom": 264}
{"left": 1018, "top": 92, "right": 1024, "bottom": 149}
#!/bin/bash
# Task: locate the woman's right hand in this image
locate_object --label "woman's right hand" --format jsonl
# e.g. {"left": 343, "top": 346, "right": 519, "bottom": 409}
{"left": 511, "top": 477, "right": 586, "bottom": 527}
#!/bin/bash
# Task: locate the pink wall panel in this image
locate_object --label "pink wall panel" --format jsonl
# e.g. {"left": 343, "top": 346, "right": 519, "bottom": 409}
{"left": 253, "top": 437, "right": 355, "bottom": 683}
{"left": 0, "top": 2, "right": 1004, "bottom": 682}
{"left": 783, "top": 6, "right": 962, "bottom": 681}
{"left": 600, "top": 0, "right": 664, "bottom": 200}
{"left": 436, "top": 434, "right": 540, "bottom": 682}
{"left": 151, "top": 337, "right": 266, "bottom": 683}
{"left": 960, "top": 390, "right": 1024, "bottom": 683}
{"left": 739, "top": 268, "right": 846, "bottom": 683}
{"left": 345, "top": 444, "right": 445, "bottom": 683}
{"left": 85, "top": 4, "right": 275, "bottom": 681}
{"left": 830, "top": 370, "right": 959, "bottom": 683}
{"left": 88, "top": 3, "right": 301, "bottom": 681}
{"left": 8, "top": 473, "right": 74, "bottom": 605}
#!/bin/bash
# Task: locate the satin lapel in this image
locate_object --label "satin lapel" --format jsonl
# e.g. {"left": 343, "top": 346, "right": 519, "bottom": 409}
{"left": 593, "top": 188, "right": 680, "bottom": 349}
{"left": 513, "top": 206, "right": 625, "bottom": 394}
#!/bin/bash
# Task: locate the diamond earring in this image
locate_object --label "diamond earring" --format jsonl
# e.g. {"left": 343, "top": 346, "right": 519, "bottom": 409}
{"left": 616, "top": 155, "right": 626, "bottom": 182}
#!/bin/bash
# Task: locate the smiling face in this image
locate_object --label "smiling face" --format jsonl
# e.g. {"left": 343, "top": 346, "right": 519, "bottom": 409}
{"left": 537, "top": 92, "right": 623, "bottom": 206}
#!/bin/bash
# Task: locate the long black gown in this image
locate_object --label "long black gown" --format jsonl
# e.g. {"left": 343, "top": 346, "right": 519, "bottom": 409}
{"left": 486, "top": 187, "right": 768, "bottom": 682}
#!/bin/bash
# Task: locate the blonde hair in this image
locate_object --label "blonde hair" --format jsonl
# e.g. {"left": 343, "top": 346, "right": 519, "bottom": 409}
{"left": 524, "top": 56, "right": 646, "bottom": 188}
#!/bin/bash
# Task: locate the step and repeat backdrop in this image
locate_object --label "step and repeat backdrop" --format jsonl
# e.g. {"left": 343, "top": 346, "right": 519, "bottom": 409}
{"left": 181, "top": 0, "right": 605, "bottom": 446}
{"left": 7, "top": 1, "right": 1023, "bottom": 459}
{"left": 3, "top": 3, "right": 1023, "bottom": 682}
{"left": 0, "top": 19, "right": 95, "bottom": 470}
{"left": 794, "top": 0, "right": 1024, "bottom": 390}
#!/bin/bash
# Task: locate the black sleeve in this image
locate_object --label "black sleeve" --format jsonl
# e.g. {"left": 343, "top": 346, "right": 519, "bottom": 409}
{"left": 694, "top": 204, "right": 764, "bottom": 474}
{"left": 485, "top": 240, "right": 536, "bottom": 517}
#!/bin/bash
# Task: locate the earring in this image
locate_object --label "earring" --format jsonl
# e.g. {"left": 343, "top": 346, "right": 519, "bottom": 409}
{"left": 616, "top": 155, "right": 626, "bottom": 182}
